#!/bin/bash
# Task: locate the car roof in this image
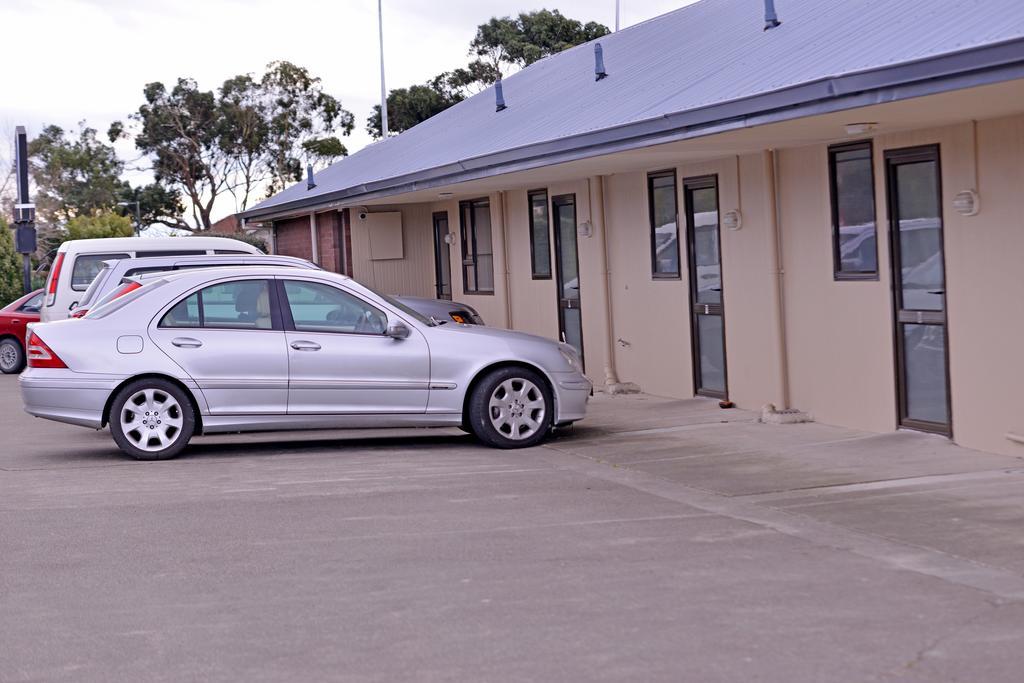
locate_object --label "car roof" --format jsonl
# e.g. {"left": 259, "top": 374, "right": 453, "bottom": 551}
{"left": 56, "top": 236, "right": 262, "bottom": 253}
{"left": 104, "top": 254, "right": 317, "bottom": 270}
{"left": 148, "top": 266, "right": 353, "bottom": 284}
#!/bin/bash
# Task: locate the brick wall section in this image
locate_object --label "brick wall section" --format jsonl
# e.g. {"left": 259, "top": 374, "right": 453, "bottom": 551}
{"left": 273, "top": 215, "right": 313, "bottom": 261}
{"left": 316, "top": 211, "right": 340, "bottom": 273}
{"left": 272, "top": 211, "right": 351, "bottom": 273}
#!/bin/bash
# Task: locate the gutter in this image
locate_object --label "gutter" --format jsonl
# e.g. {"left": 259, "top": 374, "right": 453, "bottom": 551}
{"left": 241, "top": 37, "right": 1024, "bottom": 222}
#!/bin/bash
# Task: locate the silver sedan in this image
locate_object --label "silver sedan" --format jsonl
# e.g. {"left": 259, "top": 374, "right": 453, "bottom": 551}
{"left": 19, "top": 267, "right": 590, "bottom": 460}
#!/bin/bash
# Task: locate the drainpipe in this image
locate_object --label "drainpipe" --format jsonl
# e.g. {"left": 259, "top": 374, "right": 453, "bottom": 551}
{"left": 594, "top": 176, "right": 620, "bottom": 387}
{"left": 309, "top": 212, "right": 320, "bottom": 265}
{"left": 765, "top": 149, "right": 791, "bottom": 409}
{"left": 498, "top": 191, "right": 513, "bottom": 329}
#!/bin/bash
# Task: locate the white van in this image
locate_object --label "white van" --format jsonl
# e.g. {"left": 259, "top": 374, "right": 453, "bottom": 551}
{"left": 40, "top": 236, "right": 262, "bottom": 322}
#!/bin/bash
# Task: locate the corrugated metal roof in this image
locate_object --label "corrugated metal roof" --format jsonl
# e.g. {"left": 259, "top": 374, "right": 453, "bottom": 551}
{"left": 244, "top": 0, "right": 1024, "bottom": 218}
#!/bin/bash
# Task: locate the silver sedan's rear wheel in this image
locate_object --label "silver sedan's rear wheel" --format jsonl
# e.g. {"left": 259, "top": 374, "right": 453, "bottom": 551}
{"left": 109, "top": 379, "right": 195, "bottom": 460}
{"left": 468, "top": 367, "right": 553, "bottom": 449}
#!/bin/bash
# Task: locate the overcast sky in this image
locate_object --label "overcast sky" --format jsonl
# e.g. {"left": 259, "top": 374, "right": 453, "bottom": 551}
{"left": 1, "top": 0, "right": 693, "bottom": 218}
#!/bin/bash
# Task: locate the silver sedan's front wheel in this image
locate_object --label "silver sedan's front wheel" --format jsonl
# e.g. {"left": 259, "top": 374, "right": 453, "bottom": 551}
{"left": 110, "top": 379, "right": 195, "bottom": 460}
{"left": 468, "top": 367, "right": 553, "bottom": 449}
{"left": 488, "top": 378, "right": 546, "bottom": 441}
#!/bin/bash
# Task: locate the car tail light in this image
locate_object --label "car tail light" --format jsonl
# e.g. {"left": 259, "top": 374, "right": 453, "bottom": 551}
{"left": 70, "top": 308, "right": 89, "bottom": 319}
{"left": 26, "top": 332, "right": 68, "bottom": 369}
{"left": 45, "top": 252, "right": 65, "bottom": 306}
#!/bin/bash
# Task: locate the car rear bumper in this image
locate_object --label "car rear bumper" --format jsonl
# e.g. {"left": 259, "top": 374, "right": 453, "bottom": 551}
{"left": 19, "top": 370, "right": 118, "bottom": 429}
{"left": 552, "top": 371, "right": 591, "bottom": 425}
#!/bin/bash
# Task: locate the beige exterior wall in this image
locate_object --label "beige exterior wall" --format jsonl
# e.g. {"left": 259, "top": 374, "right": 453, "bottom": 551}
{"left": 350, "top": 203, "right": 436, "bottom": 299}
{"left": 338, "top": 111, "right": 1024, "bottom": 458}
{"left": 777, "top": 144, "right": 898, "bottom": 433}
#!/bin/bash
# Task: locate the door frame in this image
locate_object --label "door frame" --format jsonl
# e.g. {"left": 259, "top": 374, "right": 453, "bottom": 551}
{"left": 551, "top": 193, "right": 584, "bottom": 368}
{"left": 432, "top": 211, "right": 452, "bottom": 300}
{"left": 883, "top": 144, "right": 953, "bottom": 436}
{"left": 683, "top": 174, "right": 728, "bottom": 400}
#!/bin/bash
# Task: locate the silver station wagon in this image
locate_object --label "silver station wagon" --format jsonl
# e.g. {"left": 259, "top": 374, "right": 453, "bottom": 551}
{"left": 20, "top": 267, "right": 590, "bottom": 460}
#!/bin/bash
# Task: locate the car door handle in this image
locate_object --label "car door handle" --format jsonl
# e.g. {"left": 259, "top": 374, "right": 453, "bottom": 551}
{"left": 290, "top": 340, "right": 322, "bottom": 351}
{"left": 10, "top": 319, "right": 20, "bottom": 325}
{"left": 171, "top": 337, "right": 203, "bottom": 348}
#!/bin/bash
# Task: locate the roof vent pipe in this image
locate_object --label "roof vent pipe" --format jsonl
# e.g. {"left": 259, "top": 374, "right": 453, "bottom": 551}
{"left": 495, "top": 77, "right": 507, "bottom": 112}
{"left": 306, "top": 163, "right": 316, "bottom": 190}
{"left": 764, "top": 0, "right": 781, "bottom": 30}
{"left": 594, "top": 42, "right": 608, "bottom": 80}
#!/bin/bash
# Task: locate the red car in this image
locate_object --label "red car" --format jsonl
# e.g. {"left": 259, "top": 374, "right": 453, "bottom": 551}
{"left": 0, "top": 289, "right": 43, "bottom": 374}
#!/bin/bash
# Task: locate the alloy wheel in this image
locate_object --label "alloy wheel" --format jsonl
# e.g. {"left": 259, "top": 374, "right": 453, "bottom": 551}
{"left": 488, "top": 378, "right": 546, "bottom": 441}
{"left": 0, "top": 342, "right": 18, "bottom": 372}
{"left": 120, "top": 388, "right": 185, "bottom": 453}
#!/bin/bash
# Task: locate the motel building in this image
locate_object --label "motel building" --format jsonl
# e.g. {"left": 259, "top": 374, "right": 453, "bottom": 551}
{"left": 241, "top": 0, "right": 1024, "bottom": 458}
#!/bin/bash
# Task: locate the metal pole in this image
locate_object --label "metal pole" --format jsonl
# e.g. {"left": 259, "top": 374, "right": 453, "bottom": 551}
{"left": 378, "top": 0, "right": 389, "bottom": 138}
{"left": 134, "top": 202, "right": 142, "bottom": 237}
{"left": 615, "top": 0, "right": 620, "bottom": 31}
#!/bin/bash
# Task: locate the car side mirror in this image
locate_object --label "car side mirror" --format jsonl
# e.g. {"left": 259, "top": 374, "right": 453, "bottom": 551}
{"left": 386, "top": 321, "right": 410, "bottom": 339}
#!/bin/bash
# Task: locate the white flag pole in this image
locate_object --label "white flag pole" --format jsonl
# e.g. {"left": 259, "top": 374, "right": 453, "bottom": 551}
{"left": 378, "top": 0, "right": 389, "bottom": 138}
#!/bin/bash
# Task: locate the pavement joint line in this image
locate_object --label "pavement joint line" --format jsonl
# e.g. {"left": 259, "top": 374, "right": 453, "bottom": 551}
{"left": 243, "top": 513, "right": 718, "bottom": 546}
{"left": 736, "top": 468, "right": 1024, "bottom": 503}
{"left": 271, "top": 467, "right": 552, "bottom": 486}
{"left": 599, "top": 432, "right": 894, "bottom": 466}
{"left": 538, "top": 446, "right": 1024, "bottom": 602}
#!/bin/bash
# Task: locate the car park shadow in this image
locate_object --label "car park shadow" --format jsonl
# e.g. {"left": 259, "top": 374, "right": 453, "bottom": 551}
{"left": 181, "top": 431, "right": 482, "bottom": 460}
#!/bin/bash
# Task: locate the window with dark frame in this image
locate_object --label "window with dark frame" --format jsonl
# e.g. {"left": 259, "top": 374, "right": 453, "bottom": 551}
{"left": 829, "top": 141, "right": 879, "bottom": 279}
{"left": 648, "top": 170, "right": 681, "bottom": 278}
{"left": 528, "top": 190, "right": 552, "bottom": 279}
{"left": 459, "top": 198, "right": 494, "bottom": 294}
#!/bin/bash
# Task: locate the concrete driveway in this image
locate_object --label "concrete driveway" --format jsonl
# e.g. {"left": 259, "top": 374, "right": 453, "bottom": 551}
{"left": 2, "top": 375, "right": 1024, "bottom": 682}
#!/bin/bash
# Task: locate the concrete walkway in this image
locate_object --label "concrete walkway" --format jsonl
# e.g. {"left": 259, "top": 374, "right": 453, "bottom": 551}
{"left": 553, "top": 393, "right": 1024, "bottom": 594}
{"left": 5, "top": 377, "right": 1024, "bottom": 681}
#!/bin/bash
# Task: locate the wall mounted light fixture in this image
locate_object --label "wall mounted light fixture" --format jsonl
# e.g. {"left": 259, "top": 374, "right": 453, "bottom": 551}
{"left": 953, "top": 189, "right": 980, "bottom": 216}
{"left": 723, "top": 209, "right": 743, "bottom": 231}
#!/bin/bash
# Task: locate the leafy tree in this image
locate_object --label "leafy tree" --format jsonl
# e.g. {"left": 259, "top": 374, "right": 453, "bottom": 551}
{"left": 471, "top": 10, "right": 609, "bottom": 76}
{"left": 0, "top": 218, "right": 23, "bottom": 305}
{"left": 257, "top": 61, "right": 354, "bottom": 196}
{"left": 64, "top": 212, "right": 135, "bottom": 241}
{"left": 367, "top": 74, "right": 466, "bottom": 139}
{"left": 367, "top": 9, "right": 607, "bottom": 139}
{"left": 118, "top": 183, "right": 189, "bottom": 232}
{"left": 28, "top": 123, "right": 186, "bottom": 232}
{"left": 116, "top": 61, "right": 354, "bottom": 225}
{"left": 28, "top": 123, "right": 125, "bottom": 224}
{"left": 113, "top": 78, "right": 229, "bottom": 231}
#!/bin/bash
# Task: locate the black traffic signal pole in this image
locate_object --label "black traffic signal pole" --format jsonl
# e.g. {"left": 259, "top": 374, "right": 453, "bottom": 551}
{"left": 12, "top": 126, "right": 36, "bottom": 294}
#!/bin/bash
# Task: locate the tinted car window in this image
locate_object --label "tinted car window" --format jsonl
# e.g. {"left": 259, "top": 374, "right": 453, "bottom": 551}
{"left": 162, "top": 293, "right": 201, "bottom": 328}
{"left": 283, "top": 280, "right": 387, "bottom": 335}
{"left": 71, "top": 253, "right": 130, "bottom": 291}
{"left": 18, "top": 292, "right": 44, "bottom": 312}
{"left": 160, "top": 280, "right": 273, "bottom": 330}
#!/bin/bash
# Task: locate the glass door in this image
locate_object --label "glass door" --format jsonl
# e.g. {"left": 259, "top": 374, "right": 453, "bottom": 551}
{"left": 552, "top": 194, "right": 584, "bottom": 366}
{"left": 432, "top": 212, "right": 452, "bottom": 300}
{"left": 885, "top": 146, "right": 951, "bottom": 434}
{"left": 684, "top": 176, "right": 727, "bottom": 398}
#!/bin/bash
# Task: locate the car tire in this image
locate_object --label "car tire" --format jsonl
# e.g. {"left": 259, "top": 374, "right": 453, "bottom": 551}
{"left": 109, "top": 378, "right": 196, "bottom": 460}
{"left": 0, "top": 338, "right": 25, "bottom": 374}
{"left": 467, "top": 366, "right": 553, "bottom": 449}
